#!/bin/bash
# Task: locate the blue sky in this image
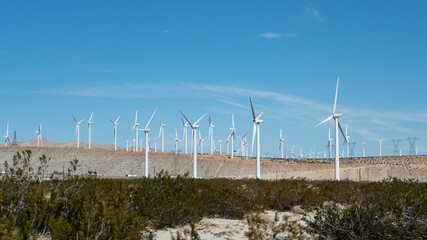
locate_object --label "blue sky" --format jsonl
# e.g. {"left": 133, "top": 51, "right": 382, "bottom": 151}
{"left": 1, "top": 0, "right": 427, "bottom": 157}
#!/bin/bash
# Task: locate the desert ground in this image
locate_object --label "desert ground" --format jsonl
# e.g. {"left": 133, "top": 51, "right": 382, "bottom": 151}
{"left": 1, "top": 138, "right": 426, "bottom": 182}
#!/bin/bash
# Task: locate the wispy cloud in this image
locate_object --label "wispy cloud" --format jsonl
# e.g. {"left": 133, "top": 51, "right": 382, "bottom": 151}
{"left": 306, "top": 7, "right": 322, "bottom": 21}
{"left": 259, "top": 32, "right": 282, "bottom": 39}
{"left": 217, "top": 98, "right": 249, "bottom": 110}
{"left": 37, "top": 82, "right": 427, "bottom": 136}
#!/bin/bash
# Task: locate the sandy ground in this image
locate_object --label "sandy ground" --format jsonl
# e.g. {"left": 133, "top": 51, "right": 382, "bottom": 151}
{"left": 156, "top": 210, "right": 313, "bottom": 240}
{"left": 0, "top": 143, "right": 426, "bottom": 182}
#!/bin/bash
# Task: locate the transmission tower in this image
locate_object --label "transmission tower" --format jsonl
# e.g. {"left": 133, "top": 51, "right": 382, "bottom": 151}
{"left": 392, "top": 139, "right": 402, "bottom": 156}
{"left": 349, "top": 142, "right": 357, "bottom": 157}
{"left": 408, "top": 137, "right": 418, "bottom": 155}
{"left": 12, "top": 131, "right": 17, "bottom": 146}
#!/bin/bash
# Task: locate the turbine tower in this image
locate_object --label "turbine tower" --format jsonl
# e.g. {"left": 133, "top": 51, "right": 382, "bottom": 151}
{"left": 208, "top": 117, "right": 215, "bottom": 155}
{"left": 132, "top": 111, "right": 140, "bottom": 152}
{"left": 218, "top": 140, "right": 223, "bottom": 155}
{"left": 362, "top": 140, "right": 366, "bottom": 157}
{"left": 379, "top": 139, "right": 383, "bottom": 157}
{"left": 229, "top": 115, "right": 236, "bottom": 159}
{"left": 328, "top": 128, "right": 333, "bottom": 158}
{"left": 35, "top": 123, "right": 42, "bottom": 147}
{"left": 174, "top": 128, "right": 182, "bottom": 154}
{"left": 109, "top": 116, "right": 120, "bottom": 151}
{"left": 250, "top": 97, "right": 264, "bottom": 179}
{"left": 181, "top": 118, "right": 189, "bottom": 154}
{"left": 314, "top": 77, "right": 347, "bottom": 181}
{"left": 179, "top": 110, "right": 207, "bottom": 179}
{"left": 279, "top": 129, "right": 285, "bottom": 159}
{"left": 345, "top": 124, "right": 350, "bottom": 158}
{"left": 3, "top": 122, "right": 10, "bottom": 146}
{"left": 198, "top": 131, "right": 205, "bottom": 154}
{"left": 87, "top": 113, "right": 93, "bottom": 149}
{"left": 72, "top": 115, "right": 84, "bottom": 148}
{"left": 141, "top": 108, "right": 157, "bottom": 178}
{"left": 159, "top": 115, "right": 166, "bottom": 153}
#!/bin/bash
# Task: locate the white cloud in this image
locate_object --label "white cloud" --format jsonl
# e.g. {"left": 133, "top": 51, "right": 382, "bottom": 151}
{"left": 306, "top": 7, "right": 322, "bottom": 21}
{"left": 217, "top": 98, "right": 249, "bottom": 110}
{"left": 259, "top": 32, "right": 282, "bottom": 39}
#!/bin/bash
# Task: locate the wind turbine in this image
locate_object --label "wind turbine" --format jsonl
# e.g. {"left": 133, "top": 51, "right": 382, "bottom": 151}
{"left": 250, "top": 97, "right": 263, "bottom": 179}
{"left": 72, "top": 115, "right": 84, "bottom": 148}
{"left": 314, "top": 77, "right": 347, "bottom": 181}
{"left": 3, "top": 122, "right": 10, "bottom": 146}
{"left": 109, "top": 116, "right": 120, "bottom": 150}
{"left": 218, "top": 139, "right": 223, "bottom": 155}
{"left": 345, "top": 124, "right": 351, "bottom": 158}
{"left": 208, "top": 117, "right": 215, "bottom": 155}
{"left": 179, "top": 110, "right": 207, "bottom": 179}
{"left": 181, "top": 118, "right": 189, "bottom": 154}
{"left": 174, "top": 128, "right": 182, "bottom": 154}
{"left": 159, "top": 115, "right": 166, "bottom": 153}
{"left": 132, "top": 111, "right": 140, "bottom": 152}
{"left": 141, "top": 108, "right": 157, "bottom": 178}
{"left": 87, "top": 113, "right": 94, "bottom": 149}
{"left": 229, "top": 115, "right": 236, "bottom": 159}
{"left": 279, "top": 129, "right": 285, "bottom": 159}
{"left": 362, "top": 140, "right": 366, "bottom": 157}
{"left": 154, "top": 137, "right": 158, "bottom": 152}
{"left": 35, "top": 123, "right": 42, "bottom": 147}
{"left": 237, "top": 132, "right": 248, "bottom": 157}
{"left": 198, "top": 131, "right": 205, "bottom": 154}
{"left": 379, "top": 139, "right": 382, "bottom": 157}
{"left": 126, "top": 140, "right": 129, "bottom": 151}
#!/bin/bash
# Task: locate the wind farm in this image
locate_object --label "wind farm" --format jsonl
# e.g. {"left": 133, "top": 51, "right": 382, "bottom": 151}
{"left": 1, "top": 1, "right": 427, "bottom": 238}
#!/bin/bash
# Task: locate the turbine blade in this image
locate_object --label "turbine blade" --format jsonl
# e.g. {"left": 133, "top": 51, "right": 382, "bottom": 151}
{"left": 249, "top": 97, "right": 257, "bottom": 121}
{"left": 232, "top": 114, "right": 235, "bottom": 128}
{"left": 314, "top": 115, "right": 333, "bottom": 128}
{"left": 251, "top": 122, "right": 256, "bottom": 156}
{"left": 242, "top": 132, "right": 248, "bottom": 139}
{"left": 179, "top": 110, "right": 193, "bottom": 128}
{"left": 338, "top": 121, "right": 347, "bottom": 143}
{"left": 72, "top": 115, "right": 77, "bottom": 123}
{"left": 175, "top": 128, "right": 178, "bottom": 138}
{"left": 135, "top": 111, "right": 138, "bottom": 124}
{"left": 256, "top": 112, "right": 263, "bottom": 121}
{"left": 332, "top": 77, "right": 340, "bottom": 114}
{"left": 181, "top": 118, "right": 185, "bottom": 127}
{"left": 145, "top": 108, "right": 158, "bottom": 129}
{"left": 115, "top": 116, "right": 120, "bottom": 123}
{"left": 88, "top": 112, "right": 93, "bottom": 122}
{"left": 194, "top": 112, "right": 207, "bottom": 125}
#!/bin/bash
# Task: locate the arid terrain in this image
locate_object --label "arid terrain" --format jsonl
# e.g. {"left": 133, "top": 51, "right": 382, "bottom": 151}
{"left": 1, "top": 138, "right": 426, "bottom": 182}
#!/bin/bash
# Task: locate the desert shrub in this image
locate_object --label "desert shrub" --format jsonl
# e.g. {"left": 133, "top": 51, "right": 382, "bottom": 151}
{"left": 0, "top": 150, "right": 425, "bottom": 239}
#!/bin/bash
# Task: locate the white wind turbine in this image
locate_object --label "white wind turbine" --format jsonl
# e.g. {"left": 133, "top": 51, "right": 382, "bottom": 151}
{"left": 345, "top": 124, "right": 351, "bottom": 158}
{"left": 362, "top": 140, "right": 366, "bottom": 157}
{"left": 72, "top": 115, "right": 84, "bottom": 148}
{"left": 132, "top": 111, "right": 140, "bottom": 152}
{"left": 208, "top": 117, "right": 215, "bottom": 155}
{"left": 159, "top": 115, "right": 166, "bottom": 153}
{"left": 218, "top": 139, "right": 223, "bottom": 155}
{"left": 250, "top": 97, "right": 263, "bottom": 179}
{"left": 181, "top": 118, "right": 189, "bottom": 154}
{"left": 379, "top": 139, "right": 382, "bottom": 157}
{"left": 314, "top": 77, "right": 347, "bottom": 181}
{"left": 174, "top": 128, "right": 182, "bottom": 154}
{"left": 109, "top": 116, "right": 120, "bottom": 150}
{"left": 126, "top": 140, "right": 129, "bottom": 151}
{"left": 198, "top": 131, "right": 205, "bottom": 154}
{"left": 35, "top": 123, "right": 42, "bottom": 147}
{"left": 226, "top": 138, "right": 230, "bottom": 156}
{"left": 154, "top": 137, "right": 158, "bottom": 152}
{"left": 3, "top": 122, "right": 10, "bottom": 146}
{"left": 141, "top": 108, "right": 157, "bottom": 178}
{"left": 87, "top": 113, "right": 94, "bottom": 149}
{"left": 279, "top": 129, "right": 285, "bottom": 159}
{"left": 179, "top": 110, "right": 207, "bottom": 179}
{"left": 237, "top": 132, "right": 248, "bottom": 157}
{"left": 229, "top": 115, "right": 236, "bottom": 159}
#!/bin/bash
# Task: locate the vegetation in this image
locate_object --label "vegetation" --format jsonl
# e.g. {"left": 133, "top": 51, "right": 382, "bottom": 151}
{"left": 0, "top": 150, "right": 425, "bottom": 239}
